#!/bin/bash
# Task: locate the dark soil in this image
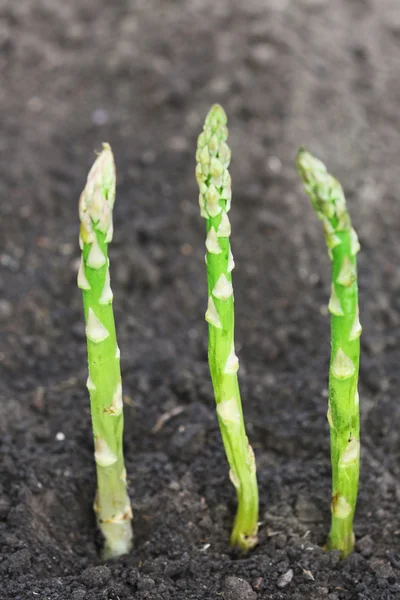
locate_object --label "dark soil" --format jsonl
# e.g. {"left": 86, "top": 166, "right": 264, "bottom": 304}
{"left": 1, "top": 0, "right": 400, "bottom": 598}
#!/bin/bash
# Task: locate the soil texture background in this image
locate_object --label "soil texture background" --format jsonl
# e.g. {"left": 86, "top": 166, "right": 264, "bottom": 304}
{"left": 1, "top": 1, "right": 400, "bottom": 599}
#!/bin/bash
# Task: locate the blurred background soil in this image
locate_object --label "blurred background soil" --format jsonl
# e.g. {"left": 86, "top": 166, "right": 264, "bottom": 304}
{"left": 1, "top": 1, "right": 400, "bottom": 598}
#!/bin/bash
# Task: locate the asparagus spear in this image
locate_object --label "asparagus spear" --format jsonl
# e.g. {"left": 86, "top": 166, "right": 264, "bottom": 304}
{"left": 78, "top": 144, "right": 133, "bottom": 559}
{"left": 297, "top": 149, "right": 361, "bottom": 557}
{"left": 196, "top": 104, "right": 259, "bottom": 551}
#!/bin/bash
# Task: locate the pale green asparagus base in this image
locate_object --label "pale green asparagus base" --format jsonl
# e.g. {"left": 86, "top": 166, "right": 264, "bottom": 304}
{"left": 214, "top": 379, "right": 258, "bottom": 550}
{"left": 230, "top": 468, "right": 259, "bottom": 549}
{"left": 326, "top": 516, "right": 355, "bottom": 557}
{"left": 95, "top": 457, "right": 133, "bottom": 560}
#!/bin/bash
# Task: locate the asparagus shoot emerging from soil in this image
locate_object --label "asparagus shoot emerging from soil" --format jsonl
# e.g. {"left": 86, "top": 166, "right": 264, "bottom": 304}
{"left": 297, "top": 149, "right": 361, "bottom": 558}
{"left": 196, "top": 105, "right": 259, "bottom": 551}
{"left": 78, "top": 144, "right": 133, "bottom": 559}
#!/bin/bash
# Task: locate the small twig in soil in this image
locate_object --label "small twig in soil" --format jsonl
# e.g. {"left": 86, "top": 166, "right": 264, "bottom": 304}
{"left": 297, "top": 149, "right": 361, "bottom": 558}
{"left": 195, "top": 104, "right": 259, "bottom": 552}
{"left": 32, "top": 386, "right": 45, "bottom": 411}
{"left": 152, "top": 405, "right": 185, "bottom": 433}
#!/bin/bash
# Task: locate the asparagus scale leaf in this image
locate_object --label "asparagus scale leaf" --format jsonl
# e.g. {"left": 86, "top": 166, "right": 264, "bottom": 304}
{"left": 297, "top": 149, "right": 361, "bottom": 557}
{"left": 78, "top": 144, "right": 133, "bottom": 559}
{"left": 196, "top": 105, "right": 259, "bottom": 551}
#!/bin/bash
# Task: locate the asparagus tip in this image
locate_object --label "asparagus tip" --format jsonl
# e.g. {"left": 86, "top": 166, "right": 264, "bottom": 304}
{"left": 79, "top": 143, "right": 116, "bottom": 244}
{"left": 296, "top": 148, "right": 350, "bottom": 234}
{"left": 205, "top": 103, "right": 227, "bottom": 127}
{"left": 296, "top": 146, "right": 327, "bottom": 182}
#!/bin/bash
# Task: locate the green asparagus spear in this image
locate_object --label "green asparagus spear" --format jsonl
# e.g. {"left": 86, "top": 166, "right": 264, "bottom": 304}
{"left": 78, "top": 144, "right": 133, "bottom": 559}
{"left": 196, "top": 105, "right": 259, "bottom": 551}
{"left": 297, "top": 149, "right": 361, "bottom": 557}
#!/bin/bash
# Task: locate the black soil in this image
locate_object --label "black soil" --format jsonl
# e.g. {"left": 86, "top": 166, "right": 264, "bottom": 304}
{"left": 1, "top": 1, "right": 400, "bottom": 599}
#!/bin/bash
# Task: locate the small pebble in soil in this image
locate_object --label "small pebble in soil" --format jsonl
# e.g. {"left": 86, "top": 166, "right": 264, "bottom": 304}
{"left": 80, "top": 565, "right": 111, "bottom": 588}
{"left": 223, "top": 576, "right": 257, "bottom": 600}
{"left": 277, "top": 568, "right": 294, "bottom": 588}
{"left": 137, "top": 577, "right": 156, "bottom": 591}
{"left": 370, "top": 558, "right": 395, "bottom": 579}
{"left": 356, "top": 534, "right": 374, "bottom": 557}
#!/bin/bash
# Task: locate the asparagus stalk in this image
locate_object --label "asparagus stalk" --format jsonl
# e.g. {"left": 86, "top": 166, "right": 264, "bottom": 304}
{"left": 78, "top": 144, "right": 133, "bottom": 559}
{"left": 297, "top": 149, "right": 361, "bottom": 557}
{"left": 196, "top": 105, "right": 259, "bottom": 551}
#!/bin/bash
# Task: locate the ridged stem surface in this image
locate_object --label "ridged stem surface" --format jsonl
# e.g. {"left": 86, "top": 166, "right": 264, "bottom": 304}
{"left": 297, "top": 149, "right": 361, "bottom": 557}
{"left": 78, "top": 144, "right": 133, "bottom": 559}
{"left": 196, "top": 105, "right": 259, "bottom": 551}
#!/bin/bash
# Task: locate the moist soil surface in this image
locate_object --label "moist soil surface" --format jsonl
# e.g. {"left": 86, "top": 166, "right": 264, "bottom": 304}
{"left": 1, "top": 1, "right": 400, "bottom": 599}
